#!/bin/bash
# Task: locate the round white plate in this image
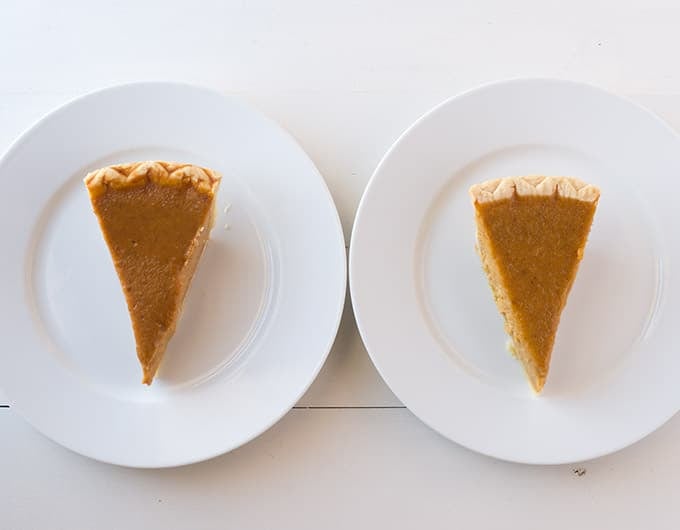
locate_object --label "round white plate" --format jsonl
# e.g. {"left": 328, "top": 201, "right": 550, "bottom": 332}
{"left": 0, "top": 83, "right": 346, "bottom": 468}
{"left": 350, "top": 79, "right": 680, "bottom": 464}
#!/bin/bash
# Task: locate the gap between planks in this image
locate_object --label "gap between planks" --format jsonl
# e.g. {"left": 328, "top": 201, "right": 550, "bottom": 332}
{"left": 292, "top": 406, "right": 405, "bottom": 410}
{"left": 0, "top": 405, "right": 404, "bottom": 410}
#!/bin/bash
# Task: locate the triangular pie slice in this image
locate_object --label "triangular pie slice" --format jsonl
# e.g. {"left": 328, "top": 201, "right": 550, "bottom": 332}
{"left": 85, "top": 161, "right": 221, "bottom": 384}
{"left": 469, "top": 176, "right": 600, "bottom": 393}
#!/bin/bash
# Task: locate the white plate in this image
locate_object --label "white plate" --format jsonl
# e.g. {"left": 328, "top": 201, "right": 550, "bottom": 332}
{"left": 0, "top": 83, "right": 346, "bottom": 468}
{"left": 350, "top": 79, "right": 680, "bottom": 464}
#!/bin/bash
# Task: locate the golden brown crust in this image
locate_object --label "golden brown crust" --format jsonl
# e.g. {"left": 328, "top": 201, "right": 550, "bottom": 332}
{"left": 470, "top": 176, "right": 600, "bottom": 204}
{"left": 84, "top": 161, "right": 221, "bottom": 199}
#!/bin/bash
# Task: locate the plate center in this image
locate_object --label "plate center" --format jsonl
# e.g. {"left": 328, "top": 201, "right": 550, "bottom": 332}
{"left": 29, "top": 151, "right": 274, "bottom": 401}
{"left": 417, "top": 144, "right": 662, "bottom": 396}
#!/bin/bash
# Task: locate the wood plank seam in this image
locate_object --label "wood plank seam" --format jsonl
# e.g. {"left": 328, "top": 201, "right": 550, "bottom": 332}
{"left": 293, "top": 405, "right": 405, "bottom": 409}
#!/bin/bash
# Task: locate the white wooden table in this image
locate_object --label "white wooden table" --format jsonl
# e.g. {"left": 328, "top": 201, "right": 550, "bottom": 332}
{"left": 2, "top": 1, "right": 680, "bottom": 528}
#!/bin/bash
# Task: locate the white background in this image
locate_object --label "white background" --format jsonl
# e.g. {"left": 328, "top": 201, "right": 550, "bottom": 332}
{"left": 2, "top": 1, "right": 680, "bottom": 528}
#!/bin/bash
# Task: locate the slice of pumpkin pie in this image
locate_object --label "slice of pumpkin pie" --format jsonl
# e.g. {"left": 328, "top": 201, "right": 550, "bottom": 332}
{"left": 469, "top": 176, "right": 600, "bottom": 393}
{"left": 85, "top": 161, "right": 221, "bottom": 384}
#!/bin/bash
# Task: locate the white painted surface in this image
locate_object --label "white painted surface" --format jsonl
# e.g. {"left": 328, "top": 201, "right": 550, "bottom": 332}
{"left": 2, "top": 408, "right": 680, "bottom": 530}
{"left": 2, "top": 0, "right": 680, "bottom": 527}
